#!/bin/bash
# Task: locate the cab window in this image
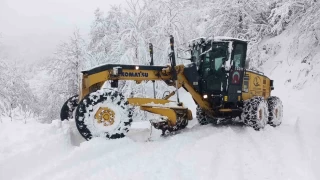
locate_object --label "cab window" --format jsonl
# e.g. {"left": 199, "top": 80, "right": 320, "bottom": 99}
{"left": 233, "top": 43, "right": 245, "bottom": 69}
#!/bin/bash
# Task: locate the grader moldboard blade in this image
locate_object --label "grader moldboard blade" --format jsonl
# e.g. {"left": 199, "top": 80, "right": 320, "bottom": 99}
{"left": 128, "top": 97, "right": 192, "bottom": 135}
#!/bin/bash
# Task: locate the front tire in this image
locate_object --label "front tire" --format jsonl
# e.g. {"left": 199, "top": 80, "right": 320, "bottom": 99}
{"left": 241, "top": 96, "right": 268, "bottom": 130}
{"left": 75, "top": 89, "right": 133, "bottom": 140}
{"left": 60, "top": 95, "right": 79, "bottom": 121}
{"left": 267, "top": 96, "right": 283, "bottom": 127}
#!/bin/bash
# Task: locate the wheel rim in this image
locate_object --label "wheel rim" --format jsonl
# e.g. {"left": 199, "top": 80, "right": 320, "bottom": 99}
{"left": 90, "top": 103, "right": 122, "bottom": 132}
{"left": 256, "top": 101, "right": 268, "bottom": 128}
{"left": 275, "top": 108, "right": 279, "bottom": 118}
{"left": 95, "top": 107, "right": 115, "bottom": 126}
{"left": 259, "top": 109, "right": 263, "bottom": 120}
{"left": 272, "top": 104, "right": 282, "bottom": 122}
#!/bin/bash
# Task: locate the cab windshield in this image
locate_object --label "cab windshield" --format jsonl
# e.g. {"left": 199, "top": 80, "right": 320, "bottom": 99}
{"left": 191, "top": 42, "right": 229, "bottom": 93}
{"left": 191, "top": 42, "right": 229, "bottom": 73}
{"left": 202, "top": 42, "right": 229, "bottom": 77}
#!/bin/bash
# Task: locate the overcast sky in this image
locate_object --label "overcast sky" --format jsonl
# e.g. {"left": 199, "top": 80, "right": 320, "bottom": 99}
{"left": 0, "top": 0, "right": 125, "bottom": 63}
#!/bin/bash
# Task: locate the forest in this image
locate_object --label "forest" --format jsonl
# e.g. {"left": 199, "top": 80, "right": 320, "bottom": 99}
{"left": 0, "top": 0, "right": 319, "bottom": 121}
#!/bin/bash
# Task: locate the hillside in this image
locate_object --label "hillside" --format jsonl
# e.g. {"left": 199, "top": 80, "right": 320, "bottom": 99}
{"left": 1, "top": 27, "right": 320, "bottom": 180}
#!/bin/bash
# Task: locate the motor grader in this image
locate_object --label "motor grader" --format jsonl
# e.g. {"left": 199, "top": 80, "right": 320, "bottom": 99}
{"left": 60, "top": 36, "right": 283, "bottom": 140}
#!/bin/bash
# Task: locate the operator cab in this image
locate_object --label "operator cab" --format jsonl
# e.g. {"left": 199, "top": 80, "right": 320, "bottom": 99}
{"left": 188, "top": 37, "right": 247, "bottom": 109}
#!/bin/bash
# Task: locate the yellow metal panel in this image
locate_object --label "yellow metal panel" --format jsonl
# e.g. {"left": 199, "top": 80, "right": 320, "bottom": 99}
{"left": 219, "top": 109, "right": 232, "bottom": 112}
{"left": 187, "top": 109, "right": 193, "bottom": 120}
{"left": 242, "top": 92, "right": 250, "bottom": 101}
{"left": 81, "top": 68, "right": 173, "bottom": 99}
{"left": 112, "top": 70, "right": 172, "bottom": 81}
{"left": 128, "top": 98, "right": 172, "bottom": 106}
{"left": 85, "top": 71, "right": 109, "bottom": 88}
{"left": 242, "top": 71, "right": 272, "bottom": 100}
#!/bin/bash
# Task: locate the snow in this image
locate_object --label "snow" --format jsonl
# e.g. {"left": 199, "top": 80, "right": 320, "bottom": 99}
{"left": 1, "top": 29, "right": 320, "bottom": 180}
{"left": 1, "top": 81, "right": 320, "bottom": 180}
{"left": 225, "top": 41, "right": 233, "bottom": 71}
{"left": 187, "top": 37, "right": 207, "bottom": 46}
{"left": 184, "top": 62, "right": 195, "bottom": 68}
{"left": 187, "top": 36, "right": 247, "bottom": 47}
{"left": 213, "top": 36, "right": 247, "bottom": 42}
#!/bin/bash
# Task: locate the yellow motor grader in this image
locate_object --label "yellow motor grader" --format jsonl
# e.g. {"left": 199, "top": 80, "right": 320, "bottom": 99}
{"left": 60, "top": 36, "right": 283, "bottom": 140}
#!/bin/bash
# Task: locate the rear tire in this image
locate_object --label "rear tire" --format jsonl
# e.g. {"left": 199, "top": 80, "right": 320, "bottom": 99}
{"left": 75, "top": 89, "right": 133, "bottom": 141}
{"left": 267, "top": 96, "right": 283, "bottom": 127}
{"left": 196, "top": 106, "right": 209, "bottom": 125}
{"left": 241, "top": 96, "right": 268, "bottom": 130}
{"left": 60, "top": 95, "right": 79, "bottom": 121}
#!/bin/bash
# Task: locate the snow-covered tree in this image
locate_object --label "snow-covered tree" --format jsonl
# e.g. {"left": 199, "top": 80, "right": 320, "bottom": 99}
{"left": 0, "top": 59, "right": 37, "bottom": 121}
{"left": 50, "top": 29, "right": 88, "bottom": 95}
{"left": 0, "top": 60, "right": 9, "bottom": 117}
{"left": 297, "top": 1, "right": 320, "bottom": 46}
{"left": 25, "top": 0, "right": 320, "bottom": 122}
{"left": 39, "top": 29, "right": 88, "bottom": 120}
{"left": 268, "top": 0, "right": 316, "bottom": 35}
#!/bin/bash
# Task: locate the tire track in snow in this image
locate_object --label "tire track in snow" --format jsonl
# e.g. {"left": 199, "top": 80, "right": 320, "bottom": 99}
{"left": 293, "top": 118, "right": 317, "bottom": 180}
{"left": 208, "top": 126, "right": 246, "bottom": 180}
{"left": 242, "top": 124, "right": 316, "bottom": 180}
{"left": 241, "top": 126, "right": 285, "bottom": 180}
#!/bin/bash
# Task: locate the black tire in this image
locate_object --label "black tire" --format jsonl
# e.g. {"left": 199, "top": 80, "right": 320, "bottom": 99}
{"left": 196, "top": 106, "right": 209, "bottom": 125}
{"left": 182, "top": 119, "right": 189, "bottom": 128}
{"left": 267, "top": 96, "right": 283, "bottom": 127}
{"left": 178, "top": 117, "right": 188, "bottom": 129}
{"left": 60, "top": 95, "right": 79, "bottom": 121}
{"left": 75, "top": 89, "right": 133, "bottom": 141}
{"left": 241, "top": 96, "right": 268, "bottom": 130}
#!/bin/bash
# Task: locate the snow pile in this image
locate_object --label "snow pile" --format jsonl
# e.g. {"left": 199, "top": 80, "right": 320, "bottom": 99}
{"left": 0, "top": 119, "right": 76, "bottom": 180}
{"left": 1, "top": 83, "right": 320, "bottom": 180}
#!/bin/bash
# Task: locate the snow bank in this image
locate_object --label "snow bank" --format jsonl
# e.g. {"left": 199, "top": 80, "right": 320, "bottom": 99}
{"left": 1, "top": 118, "right": 318, "bottom": 180}
{"left": 1, "top": 83, "right": 319, "bottom": 180}
{"left": 257, "top": 27, "right": 320, "bottom": 179}
{"left": 0, "top": 119, "right": 75, "bottom": 180}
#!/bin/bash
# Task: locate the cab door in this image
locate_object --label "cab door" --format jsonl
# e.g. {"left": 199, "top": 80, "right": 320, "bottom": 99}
{"left": 227, "top": 42, "right": 247, "bottom": 102}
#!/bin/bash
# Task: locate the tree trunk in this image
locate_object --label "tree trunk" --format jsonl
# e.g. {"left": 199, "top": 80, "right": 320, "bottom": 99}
{"left": 9, "top": 106, "right": 12, "bottom": 121}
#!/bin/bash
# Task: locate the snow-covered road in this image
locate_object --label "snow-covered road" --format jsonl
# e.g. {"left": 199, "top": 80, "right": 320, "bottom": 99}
{"left": 1, "top": 49, "right": 320, "bottom": 180}
{"left": 1, "top": 87, "right": 319, "bottom": 180}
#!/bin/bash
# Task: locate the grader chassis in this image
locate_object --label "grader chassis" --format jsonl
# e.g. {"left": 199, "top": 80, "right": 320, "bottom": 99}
{"left": 60, "top": 36, "right": 283, "bottom": 140}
